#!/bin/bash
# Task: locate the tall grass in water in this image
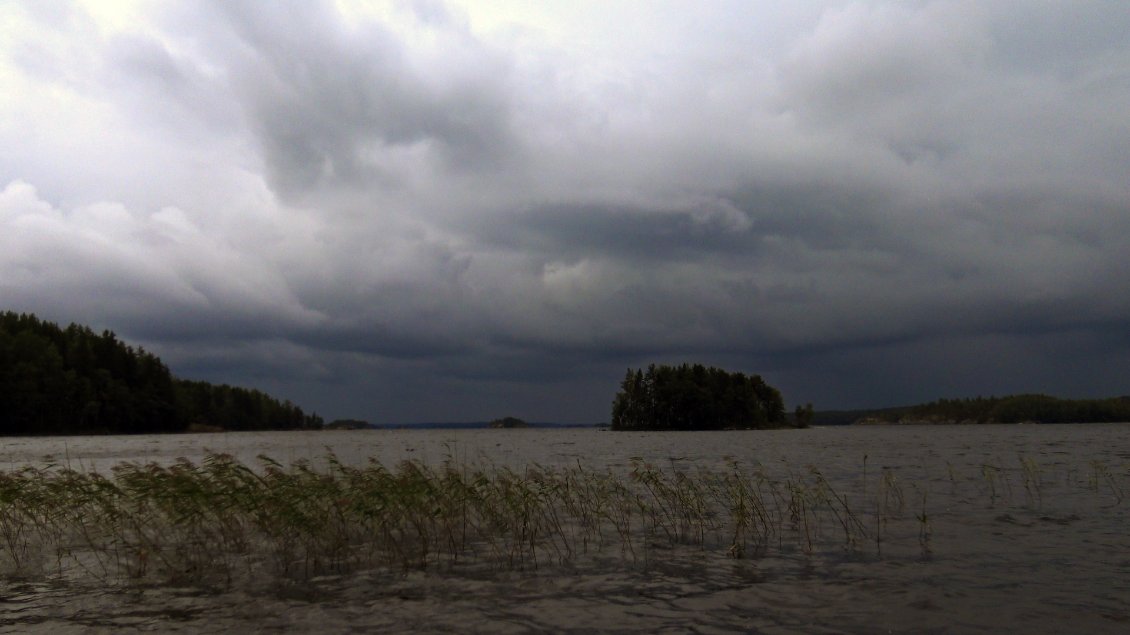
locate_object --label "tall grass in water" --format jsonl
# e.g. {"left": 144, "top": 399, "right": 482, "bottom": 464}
{"left": 1, "top": 453, "right": 1121, "bottom": 590}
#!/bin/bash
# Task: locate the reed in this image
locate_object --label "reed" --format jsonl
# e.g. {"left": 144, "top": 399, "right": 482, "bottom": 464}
{"left": 915, "top": 490, "right": 932, "bottom": 557}
{"left": 0, "top": 452, "right": 1122, "bottom": 591}
{"left": 981, "top": 464, "right": 1002, "bottom": 507}
{"left": 1018, "top": 455, "right": 1043, "bottom": 507}
{"left": 1087, "top": 460, "right": 1124, "bottom": 504}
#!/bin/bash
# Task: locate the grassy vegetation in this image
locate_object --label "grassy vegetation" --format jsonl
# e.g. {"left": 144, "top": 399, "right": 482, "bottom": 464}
{"left": 0, "top": 453, "right": 1124, "bottom": 591}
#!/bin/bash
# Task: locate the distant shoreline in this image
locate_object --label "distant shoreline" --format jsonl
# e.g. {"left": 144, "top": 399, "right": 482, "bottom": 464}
{"left": 853, "top": 418, "right": 1130, "bottom": 426}
{"left": 814, "top": 394, "right": 1130, "bottom": 426}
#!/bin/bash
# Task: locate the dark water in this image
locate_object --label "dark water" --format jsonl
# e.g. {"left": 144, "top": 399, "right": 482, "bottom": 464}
{"left": 2, "top": 424, "right": 1128, "bottom": 633}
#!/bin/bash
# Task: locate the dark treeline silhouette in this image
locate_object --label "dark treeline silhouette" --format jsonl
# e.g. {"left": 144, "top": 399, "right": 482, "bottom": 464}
{"left": 324, "top": 418, "right": 372, "bottom": 430}
{"left": 489, "top": 416, "right": 529, "bottom": 428}
{"left": 174, "top": 380, "right": 322, "bottom": 433}
{"left": 854, "top": 394, "right": 1130, "bottom": 425}
{"left": 611, "top": 363, "right": 789, "bottom": 431}
{"left": 0, "top": 312, "right": 322, "bottom": 435}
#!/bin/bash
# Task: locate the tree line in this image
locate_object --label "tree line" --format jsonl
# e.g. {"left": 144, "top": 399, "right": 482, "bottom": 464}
{"left": 611, "top": 363, "right": 791, "bottom": 431}
{"left": 859, "top": 394, "right": 1130, "bottom": 424}
{"left": 0, "top": 312, "right": 323, "bottom": 435}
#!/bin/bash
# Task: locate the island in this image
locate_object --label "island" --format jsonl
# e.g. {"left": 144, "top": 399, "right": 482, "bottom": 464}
{"left": 489, "top": 416, "right": 529, "bottom": 429}
{"left": 610, "top": 363, "right": 799, "bottom": 431}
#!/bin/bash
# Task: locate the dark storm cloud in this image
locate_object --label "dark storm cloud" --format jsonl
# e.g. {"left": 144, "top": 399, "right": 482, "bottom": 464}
{"left": 3, "top": 1, "right": 1130, "bottom": 422}
{"left": 471, "top": 201, "right": 758, "bottom": 263}
{"left": 205, "top": 0, "right": 517, "bottom": 197}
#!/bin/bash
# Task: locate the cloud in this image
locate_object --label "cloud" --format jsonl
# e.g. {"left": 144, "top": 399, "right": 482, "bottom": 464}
{"left": 0, "top": 180, "right": 324, "bottom": 336}
{"left": 197, "top": 0, "right": 519, "bottom": 200}
{"left": 3, "top": 1, "right": 1130, "bottom": 420}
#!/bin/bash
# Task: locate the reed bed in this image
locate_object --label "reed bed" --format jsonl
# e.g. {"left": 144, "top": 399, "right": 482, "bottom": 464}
{"left": 0, "top": 453, "right": 1123, "bottom": 590}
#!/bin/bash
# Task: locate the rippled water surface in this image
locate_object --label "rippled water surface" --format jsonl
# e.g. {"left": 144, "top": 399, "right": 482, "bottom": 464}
{"left": 2, "top": 424, "right": 1128, "bottom": 633}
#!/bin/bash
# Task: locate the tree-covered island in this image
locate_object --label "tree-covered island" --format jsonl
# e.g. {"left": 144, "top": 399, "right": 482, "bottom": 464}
{"left": 611, "top": 363, "right": 794, "bottom": 430}
{"left": 0, "top": 312, "right": 323, "bottom": 435}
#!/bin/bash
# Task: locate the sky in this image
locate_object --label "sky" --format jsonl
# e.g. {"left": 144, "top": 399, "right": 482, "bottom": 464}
{"left": 2, "top": 1, "right": 1129, "bottom": 423}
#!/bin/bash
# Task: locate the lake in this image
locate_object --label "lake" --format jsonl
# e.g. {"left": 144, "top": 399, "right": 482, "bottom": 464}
{"left": 1, "top": 424, "right": 1128, "bottom": 634}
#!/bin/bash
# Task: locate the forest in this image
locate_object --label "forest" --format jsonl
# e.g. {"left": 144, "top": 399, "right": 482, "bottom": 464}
{"left": 610, "top": 363, "right": 791, "bottom": 431}
{"left": 0, "top": 312, "right": 323, "bottom": 435}
{"left": 848, "top": 394, "right": 1130, "bottom": 425}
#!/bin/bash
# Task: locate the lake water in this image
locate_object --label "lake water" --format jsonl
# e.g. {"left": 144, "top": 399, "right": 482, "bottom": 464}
{"left": 1, "top": 424, "right": 1128, "bottom": 633}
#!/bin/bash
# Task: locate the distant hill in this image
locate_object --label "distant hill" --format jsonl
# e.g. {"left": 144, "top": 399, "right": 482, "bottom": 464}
{"left": 325, "top": 419, "right": 371, "bottom": 430}
{"left": 366, "top": 421, "right": 598, "bottom": 430}
{"left": 815, "top": 395, "right": 1130, "bottom": 425}
{"left": 808, "top": 407, "right": 907, "bottom": 426}
{"left": 0, "top": 311, "right": 323, "bottom": 435}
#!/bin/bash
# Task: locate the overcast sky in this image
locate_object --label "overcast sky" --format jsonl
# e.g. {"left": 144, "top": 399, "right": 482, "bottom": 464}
{"left": 3, "top": 1, "right": 1129, "bottom": 423}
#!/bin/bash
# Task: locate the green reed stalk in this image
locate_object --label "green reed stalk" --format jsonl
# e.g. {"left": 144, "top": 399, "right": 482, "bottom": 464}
{"left": 6, "top": 452, "right": 1119, "bottom": 590}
